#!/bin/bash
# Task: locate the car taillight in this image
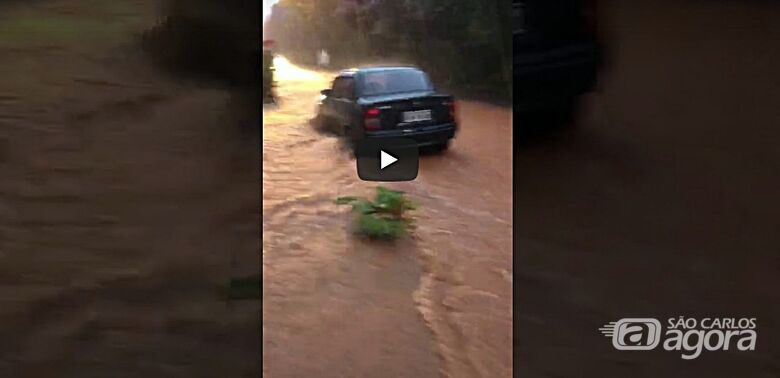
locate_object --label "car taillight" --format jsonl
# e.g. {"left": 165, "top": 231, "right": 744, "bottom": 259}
{"left": 446, "top": 101, "right": 457, "bottom": 122}
{"left": 364, "top": 107, "right": 381, "bottom": 130}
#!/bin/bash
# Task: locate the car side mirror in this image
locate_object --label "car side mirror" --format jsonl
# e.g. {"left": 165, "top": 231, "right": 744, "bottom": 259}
{"left": 321, "top": 89, "right": 332, "bottom": 97}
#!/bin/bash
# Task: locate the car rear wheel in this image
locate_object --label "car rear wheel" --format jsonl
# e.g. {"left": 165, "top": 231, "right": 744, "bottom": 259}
{"left": 313, "top": 113, "right": 337, "bottom": 134}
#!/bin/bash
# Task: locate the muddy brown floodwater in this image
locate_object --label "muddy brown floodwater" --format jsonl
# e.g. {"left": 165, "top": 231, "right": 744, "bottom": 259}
{"left": 263, "top": 57, "right": 512, "bottom": 378}
{"left": 0, "top": 1, "right": 259, "bottom": 377}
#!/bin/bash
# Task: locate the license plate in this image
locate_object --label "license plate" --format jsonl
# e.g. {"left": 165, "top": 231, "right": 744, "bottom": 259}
{"left": 402, "top": 109, "right": 432, "bottom": 123}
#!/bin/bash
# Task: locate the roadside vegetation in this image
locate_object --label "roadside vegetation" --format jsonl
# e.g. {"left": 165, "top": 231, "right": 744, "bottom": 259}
{"left": 336, "top": 186, "right": 417, "bottom": 240}
{"left": 264, "top": 0, "right": 512, "bottom": 103}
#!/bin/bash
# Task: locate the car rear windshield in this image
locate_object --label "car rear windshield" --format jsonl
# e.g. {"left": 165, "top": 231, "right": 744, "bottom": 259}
{"left": 360, "top": 70, "right": 432, "bottom": 96}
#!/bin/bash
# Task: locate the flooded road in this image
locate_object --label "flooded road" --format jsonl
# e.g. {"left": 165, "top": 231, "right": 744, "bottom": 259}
{"left": 0, "top": 1, "right": 259, "bottom": 376}
{"left": 263, "top": 57, "right": 512, "bottom": 378}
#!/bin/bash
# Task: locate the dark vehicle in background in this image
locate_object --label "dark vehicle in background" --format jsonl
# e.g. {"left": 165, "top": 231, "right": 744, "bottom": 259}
{"left": 151, "top": 0, "right": 260, "bottom": 87}
{"left": 316, "top": 67, "right": 457, "bottom": 150}
{"left": 513, "top": 0, "right": 601, "bottom": 115}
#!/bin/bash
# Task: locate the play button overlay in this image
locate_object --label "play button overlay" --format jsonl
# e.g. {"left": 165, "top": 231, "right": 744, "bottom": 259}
{"left": 380, "top": 150, "right": 397, "bottom": 169}
{"left": 356, "top": 138, "right": 418, "bottom": 182}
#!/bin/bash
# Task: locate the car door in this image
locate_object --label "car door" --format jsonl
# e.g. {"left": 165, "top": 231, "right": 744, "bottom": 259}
{"left": 321, "top": 77, "right": 343, "bottom": 120}
{"left": 332, "top": 77, "right": 357, "bottom": 134}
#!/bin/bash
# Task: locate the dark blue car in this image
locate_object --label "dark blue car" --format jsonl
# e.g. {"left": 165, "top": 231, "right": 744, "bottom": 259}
{"left": 513, "top": 0, "right": 601, "bottom": 114}
{"left": 315, "top": 66, "right": 457, "bottom": 150}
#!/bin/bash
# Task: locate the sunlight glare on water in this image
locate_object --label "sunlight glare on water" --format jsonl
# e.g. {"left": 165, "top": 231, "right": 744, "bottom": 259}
{"left": 263, "top": 56, "right": 331, "bottom": 145}
{"left": 273, "top": 56, "right": 323, "bottom": 82}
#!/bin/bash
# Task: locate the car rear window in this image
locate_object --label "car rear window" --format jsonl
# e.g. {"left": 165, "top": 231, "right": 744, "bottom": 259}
{"left": 360, "top": 70, "right": 432, "bottom": 96}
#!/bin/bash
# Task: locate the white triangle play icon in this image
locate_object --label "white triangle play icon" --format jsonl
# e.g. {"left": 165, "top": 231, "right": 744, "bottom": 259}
{"left": 380, "top": 150, "right": 398, "bottom": 170}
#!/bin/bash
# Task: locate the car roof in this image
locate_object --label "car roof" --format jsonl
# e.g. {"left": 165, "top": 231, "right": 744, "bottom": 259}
{"left": 337, "top": 66, "right": 421, "bottom": 77}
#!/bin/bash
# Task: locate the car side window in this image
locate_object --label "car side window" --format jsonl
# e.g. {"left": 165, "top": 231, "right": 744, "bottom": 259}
{"left": 332, "top": 77, "right": 346, "bottom": 98}
{"left": 341, "top": 78, "right": 355, "bottom": 100}
{"left": 331, "top": 78, "right": 342, "bottom": 98}
{"left": 331, "top": 77, "right": 355, "bottom": 99}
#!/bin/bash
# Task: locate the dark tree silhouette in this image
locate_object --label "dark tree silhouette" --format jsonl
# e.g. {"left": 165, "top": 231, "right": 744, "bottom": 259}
{"left": 265, "top": 0, "right": 511, "bottom": 102}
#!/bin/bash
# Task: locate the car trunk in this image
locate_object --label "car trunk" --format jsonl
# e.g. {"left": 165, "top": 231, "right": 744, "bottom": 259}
{"left": 513, "top": 0, "right": 593, "bottom": 51}
{"left": 512, "top": 0, "right": 599, "bottom": 102}
{"left": 362, "top": 93, "right": 454, "bottom": 130}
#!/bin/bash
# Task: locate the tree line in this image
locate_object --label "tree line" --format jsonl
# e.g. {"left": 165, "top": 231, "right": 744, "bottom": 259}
{"left": 264, "top": 0, "right": 511, "bottom": 103}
